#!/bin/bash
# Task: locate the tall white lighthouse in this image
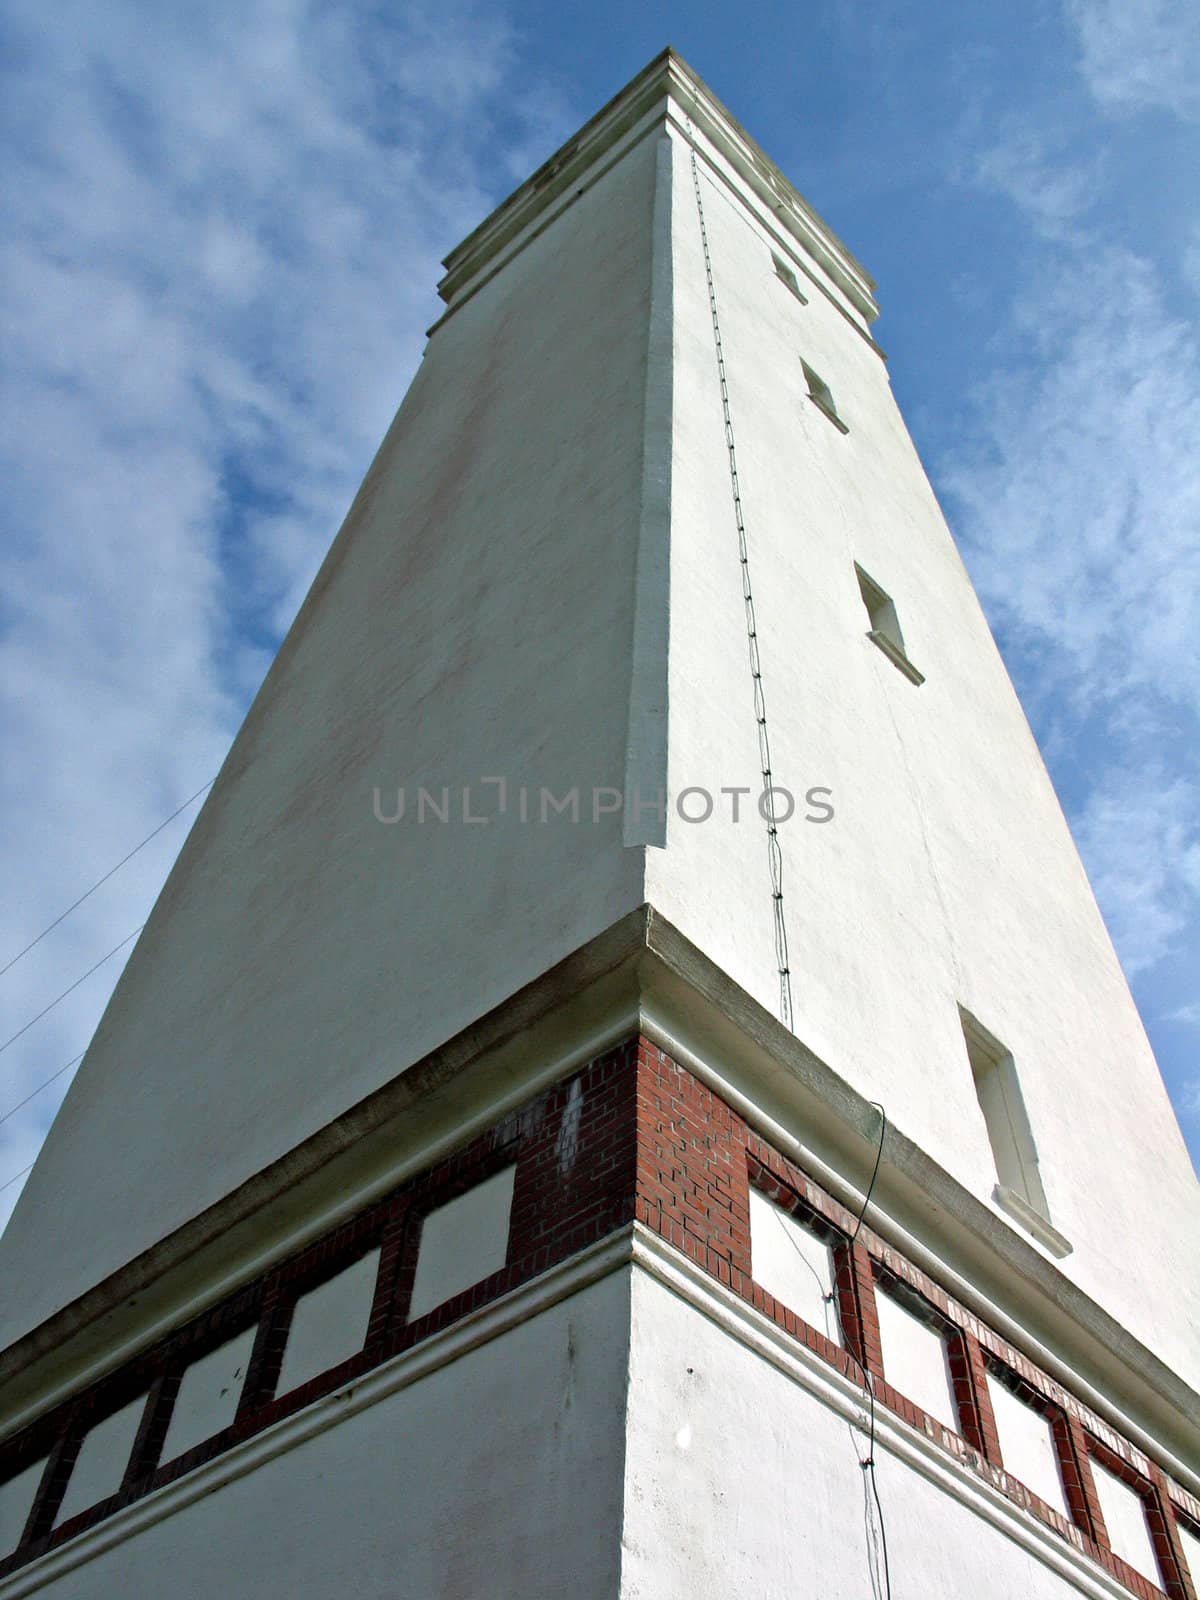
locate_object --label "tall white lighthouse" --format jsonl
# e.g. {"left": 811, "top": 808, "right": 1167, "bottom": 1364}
{"left": 1, "top": 48, "right": 1197, "bottom": 1600}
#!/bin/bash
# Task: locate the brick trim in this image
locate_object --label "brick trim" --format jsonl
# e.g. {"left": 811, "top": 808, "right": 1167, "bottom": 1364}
{"left": 1083, "top": 1435, "right": 1192, "bottom": 1600}
{"left": 837, "top": 1241, "right": 881, "bottom": 1377}
{"left": 949, "top": 1331, "right": 1001, "bottom": 1464}
{"left": 0, "top": 1042, "right": 638, "bottom": 1579}
{"left": 1060, "top": 1412, "right": 1107, "bottom": 1544}
{"left": 0, "top": 1034, "right": 1193, "bottom": 1600}
{"left": 1148, "top": 1464, "right": 1196, "bottom": 1600}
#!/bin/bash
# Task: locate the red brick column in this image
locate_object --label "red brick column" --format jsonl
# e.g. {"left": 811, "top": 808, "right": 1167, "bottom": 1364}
{"left": 948, "top": 1332, "right": 1002, "bottom": 1465}
{"left": 837, "top": 1242, "right": 883, "bottom": 1380}
{"left": 507, "top": 1039, "right": 639, "bottom": 1271}
{"left": 632, "top": 1038, "right": 752, "bottom": 1292}
{"left": 1147, "top": 1463, "right": 1195, "bottom": 1600}
{"left": 1058, "top": 1414, "right": 1106, "bottom": 1543}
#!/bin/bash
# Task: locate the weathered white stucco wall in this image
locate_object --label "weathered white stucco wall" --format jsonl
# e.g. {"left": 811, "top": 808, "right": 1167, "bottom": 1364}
{"left": 0, "top": 129, "right": 665, "bottom": 1347}
{"left": 13, "top": 1274, "right": 630, "bottom": 1600}
{"left": 620, "top": 1268, "right": 1127, "bottom": 1599}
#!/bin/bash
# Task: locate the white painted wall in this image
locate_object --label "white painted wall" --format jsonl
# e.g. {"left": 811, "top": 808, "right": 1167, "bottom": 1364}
{"left": 645, "top": 119, "right": 1199, "bottom": 1383}
{"left": 0, "top": 126, "right": 660, "bottom": 1347}
{"left": 2, "top": 1258, "right": 1188, "bottom": 1597}
{"left": 14, "top": 1273, "right": 630, "bottom": 1600}
{"left": 622, "top": 1268, "right": 1099, "bottom": 1600}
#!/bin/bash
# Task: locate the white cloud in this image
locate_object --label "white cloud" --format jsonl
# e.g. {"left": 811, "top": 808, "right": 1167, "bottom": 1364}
{"left": 972, "top": 129, "right": 1098, "bottom": 239}
{"left": 0, "top": 0, "right": 572, "bottom": 1229}
{"left": 943, "top": 149, "right": 1200, "bottom": 1004}
{"left": 1184, "top": 223, "right": 1200, "bottom": 299}
{"left": 1065, "top": 0, "right": 1200, "bottom": 119}
{"left": 1072, "top": 774, "right": 1200, "bottom": 973}
{"left": 942, "top": 244, "right": 1200, "bottom": 714}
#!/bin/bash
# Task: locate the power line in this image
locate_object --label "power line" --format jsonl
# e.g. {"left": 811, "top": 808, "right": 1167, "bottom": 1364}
{"left": 0, "top": 926, "right": 143, "bottom": 1059}
{"left": 0, "top": 1051, "right": 85, "bottom": 1129}
{"left": 0, "top": 1161, "right": 34, "bottom": 1195}
{"left": 0, "top": 780, "right": 212, "bottom": 980}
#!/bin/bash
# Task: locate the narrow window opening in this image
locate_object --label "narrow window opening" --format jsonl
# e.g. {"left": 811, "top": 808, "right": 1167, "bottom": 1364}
{"left": 854, "top": 563, "right": 924, "bottom": 685}
{"left": 772, "top": 252, "right": 808, "bottom": 303}
{"left": 985, "top": 1364, "right": 1070, "bottom": 1518}
{"left": 959, "top": 1007, "right": 1071, "bottom": 1257}
{"left": 407, "top": 1165, "right": 515, "bottom": 1322}
{"left": 0, "top": 1457, "right": 46, "bottom": 1558}
{"left": 1088, "top": 1454, "right": 1163, "bottom": 1588}
{"left": 748, "top": 1185, "right": 842, "bottom": 1345}
{"left": 800, "top": 358, "right": 848, "bottom": 433}
{"left": 1177, "top": 1517, "right": 1200, "bottom": 1592}
{"left": 873, "top": 1271, "right": 959, "bottom": 1433}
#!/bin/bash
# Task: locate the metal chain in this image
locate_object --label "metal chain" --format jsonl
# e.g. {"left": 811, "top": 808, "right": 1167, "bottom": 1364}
{"left": 686, "top": 120, "right": 794, "bottom": 1034}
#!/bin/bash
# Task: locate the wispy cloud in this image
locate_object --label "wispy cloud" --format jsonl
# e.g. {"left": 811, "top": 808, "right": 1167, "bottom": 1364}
{"left": 1073, "top": 774, "right": 1200, "bottom": 974}
{"left": 0, "top": 0, "right": 571, "bottom": 1228}
{"left": 1064, "top": 0, "right": 1200, "bottom": 119}
{"left": 970, "top": 128, "right": 1099, "bottom": 240}
{"left": 942, "top": 238, "right": 1200, "bottom": 719}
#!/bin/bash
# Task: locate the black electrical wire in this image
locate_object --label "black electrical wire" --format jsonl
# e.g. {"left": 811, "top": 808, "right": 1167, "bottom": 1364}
{"left": 0, "top": 780, "right": 212, "bottom": 979}
{"left": 845, "top": 1102, "right": 891, "bottom": 1600}
{"left": 0, "top": 926, "right": 143, "bottom": 1058}
{"left": 0, "top": 1051, "right": 84, "bottom": 1128}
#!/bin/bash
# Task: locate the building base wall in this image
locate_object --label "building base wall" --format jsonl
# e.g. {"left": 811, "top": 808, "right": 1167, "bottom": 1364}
{"left": 3, "top": 1032, "right": 1196, "bottom": 1600}
{"left": 3, "top": 1272, "right": 631, "bottom": 1600}
{"left": 623, "top": 1265, "right": 1124, "bottom": 1600}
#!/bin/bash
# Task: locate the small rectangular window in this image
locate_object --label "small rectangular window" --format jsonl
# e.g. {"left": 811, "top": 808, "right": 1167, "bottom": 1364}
{"left": 274, "top": 1247, "right": 381, "bottom": 1397}
{"left": 986, "top": 1366, "right": 1069, "bottom": 1517}
{"left": 873, "top": 1275, "right": 959, "bottom": 1433}
{"left": 748, "top": 1186, "right": 841, "bottom": 1344}
{"left": 1088, "top": 1455, "right": 1162, "bottom": 1588}
{"left": 408, "top": 1165, "right": 515, "bottom": 1322}
{"left": 960, "top": 1008, "right": 1070, "bottom": 1257}
{"left": 772, "top": 252, "right": 808, "bottom": 303}
{"left": 161, "top": 1326, "right": 256, "bottom": 1464}
{"left": 56, "top": 1395, "right": 146, "bottom": 1526}
{"left": 1178, "top": 1518, "right": 1200, "bottom": 1591}
{"left": 854, "top": 563, "right": 924, "bottom": 684}
{"left": 801, "top": 358, "right": 848, "bottom": 433}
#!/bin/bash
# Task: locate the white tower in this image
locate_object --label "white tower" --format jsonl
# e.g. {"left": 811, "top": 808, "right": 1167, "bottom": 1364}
{"left": 1, "top": 49, "right": 1197, "bottom": 1600}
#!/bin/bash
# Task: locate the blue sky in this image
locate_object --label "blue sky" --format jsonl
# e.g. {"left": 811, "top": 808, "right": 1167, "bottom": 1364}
{"left": 1, "top": 0, "right": 1197, "bottom": 1228}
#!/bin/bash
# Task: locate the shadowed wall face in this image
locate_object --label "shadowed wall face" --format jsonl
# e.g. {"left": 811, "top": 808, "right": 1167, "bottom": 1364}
{"left": 0, "top": 130, "right": 664, "bottom": 1349}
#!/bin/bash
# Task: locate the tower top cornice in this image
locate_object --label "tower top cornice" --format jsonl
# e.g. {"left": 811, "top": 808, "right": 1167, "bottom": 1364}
{"left": 437, "top": 46, "right": 880, "bottom": 326}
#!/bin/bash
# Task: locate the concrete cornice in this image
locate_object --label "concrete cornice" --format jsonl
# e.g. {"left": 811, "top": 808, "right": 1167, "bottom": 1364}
{"left": 1, "top": 905, "right": 1195, "bottom": 1484}
{"left": 436, "top": 46, "right": 879, "bottom": 326}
